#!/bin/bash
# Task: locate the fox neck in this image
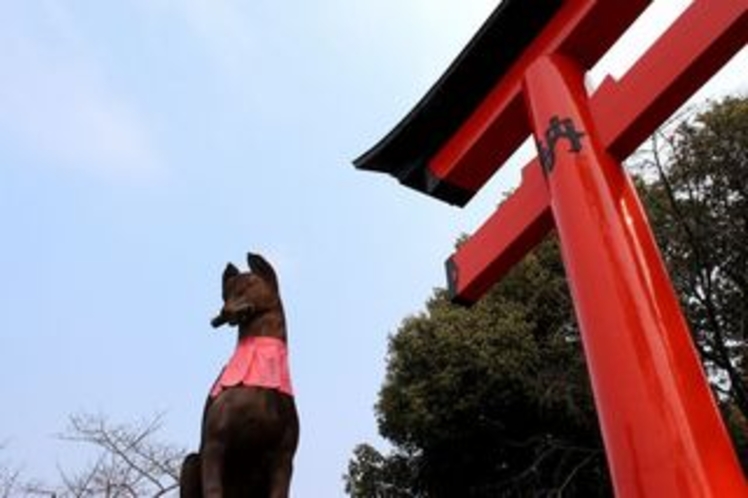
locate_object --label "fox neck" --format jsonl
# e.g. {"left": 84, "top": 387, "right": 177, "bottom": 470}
{"left": 237, "top": 308, "right": 287, "bottom": 343}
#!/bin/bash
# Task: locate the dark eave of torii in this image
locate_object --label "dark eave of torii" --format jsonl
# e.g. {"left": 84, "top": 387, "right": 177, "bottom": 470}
{"left": 354, "top": 0, "right": 656, "bottom": 206}
{"left": 354, "top": 0, "right": 562, "bottom": 205}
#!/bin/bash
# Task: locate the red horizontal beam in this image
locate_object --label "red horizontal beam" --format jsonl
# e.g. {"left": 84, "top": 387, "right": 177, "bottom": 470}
{"left": 594, "top": 0, "right": 748, "bottom": 158}
{"left": 428, "top": 0, "right": 651, "bottom": 196}
{"left": 447, "top": 160, "right": 552, "bottom": 305}
{"left": 448, "top": 0, "right": 748, "bottom": 304}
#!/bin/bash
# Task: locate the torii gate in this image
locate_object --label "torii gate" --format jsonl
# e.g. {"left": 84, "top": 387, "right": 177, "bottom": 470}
{"left": 355, "top": 1, "right": 748, "bottom": 496}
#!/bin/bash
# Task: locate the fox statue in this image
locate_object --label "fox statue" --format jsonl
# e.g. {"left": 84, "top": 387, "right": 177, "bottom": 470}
{"left": 180, "top": 253, "right": 299, "bottom": 498}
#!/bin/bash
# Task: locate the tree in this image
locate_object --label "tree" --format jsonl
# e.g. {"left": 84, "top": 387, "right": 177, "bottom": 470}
{"left": 344, "top": 444, "right": 417, "bottom": 498}
{"left": 1, "top": 443, "right": 22, "bottom": 498}
{"left": 7, "top": 413, "right": 185, "bottom": 498}
{"left": 633, "top": 96, "right": 748, "bottom": 417}
{"left": 347, "top": 240, "right": 609, "bottom": 497}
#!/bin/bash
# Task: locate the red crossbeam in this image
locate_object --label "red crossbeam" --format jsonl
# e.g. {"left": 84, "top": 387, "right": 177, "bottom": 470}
{"left": 594, "top": 0, "right": 748, "bottom": 158}
{"left": 429, "top": 0, "right": 650, "bottom": 195}
{"left": 447, "top": 159, "right": 551, "bottom": 305}
{"left": 448, "top": 0, "right": 748, "bottom": 304}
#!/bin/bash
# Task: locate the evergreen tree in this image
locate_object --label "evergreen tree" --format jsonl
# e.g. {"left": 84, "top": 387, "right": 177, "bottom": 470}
{"left": 635, "top": 97, "right": 748, "bottom": 416}
{"left": 347, "top": 240, "right": 609, "bottom": 497}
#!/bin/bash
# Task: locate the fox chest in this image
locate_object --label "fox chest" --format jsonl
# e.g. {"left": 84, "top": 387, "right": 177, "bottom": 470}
{"left": 211, "top": 336, "right": 294, "bottom": 398}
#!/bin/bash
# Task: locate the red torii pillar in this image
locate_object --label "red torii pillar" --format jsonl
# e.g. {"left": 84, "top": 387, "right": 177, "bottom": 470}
{"left": 355, "top": 0, "right": 748, "bottom": 496}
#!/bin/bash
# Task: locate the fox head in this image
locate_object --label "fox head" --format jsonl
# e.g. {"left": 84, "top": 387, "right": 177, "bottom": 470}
{"left": 211, "top": 253, "right": 282, "bottom": 328}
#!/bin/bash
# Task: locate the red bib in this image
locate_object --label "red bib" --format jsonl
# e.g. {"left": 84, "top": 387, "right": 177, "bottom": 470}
{"left": 210, "top": 336, "right": 294, "bottom": 397}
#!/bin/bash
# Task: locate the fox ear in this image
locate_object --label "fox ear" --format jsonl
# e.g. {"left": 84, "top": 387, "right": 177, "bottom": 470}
{"left": 222, "top": 263, "right": 240, "bottom": 286}
{"left": 247, "top": 252, "right": 278, "bottom": 288}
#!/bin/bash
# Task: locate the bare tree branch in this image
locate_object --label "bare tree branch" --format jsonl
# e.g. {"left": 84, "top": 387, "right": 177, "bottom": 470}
{"left": 36, "top": 413, "right": 187, "bottom": 498}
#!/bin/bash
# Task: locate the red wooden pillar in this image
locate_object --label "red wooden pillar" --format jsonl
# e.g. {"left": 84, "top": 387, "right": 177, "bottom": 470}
{"left": 522, "top": 54, "right": 746, "bottom": 497}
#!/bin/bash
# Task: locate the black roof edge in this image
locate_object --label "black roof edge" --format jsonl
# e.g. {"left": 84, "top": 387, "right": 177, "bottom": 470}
{"left": 391, "top": 158, "right": 474, "bottom": 206}
{"left": 353, "top": 0, "right": 563, "bottom": 206}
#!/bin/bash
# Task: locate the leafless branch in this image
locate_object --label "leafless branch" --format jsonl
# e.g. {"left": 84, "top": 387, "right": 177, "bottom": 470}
{"left": 42, "top": 412, "right": 187, "bottom": 498}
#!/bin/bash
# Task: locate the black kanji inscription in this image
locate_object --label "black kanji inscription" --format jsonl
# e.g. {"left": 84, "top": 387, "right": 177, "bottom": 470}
{"left": 537, "top": 115, "right": 585, "bottom": 174}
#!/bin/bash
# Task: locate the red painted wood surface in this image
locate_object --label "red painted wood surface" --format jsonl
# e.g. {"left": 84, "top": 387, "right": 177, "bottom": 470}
{"left": 447, "top": 160, "right": 551, "bottom": 305}
{"left": 448, "top": 0, "right": 748, "bottom": 304}
{"left": 523, "top": 54, "right": 746, "bottom": 497}
{"left": 429, "top": 0, "right": 650, "bottom": 195}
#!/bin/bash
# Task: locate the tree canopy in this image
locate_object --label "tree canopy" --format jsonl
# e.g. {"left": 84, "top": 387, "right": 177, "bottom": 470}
{"left": 346, "top": 240, "right": 609, "bottom": 497}
{"left": 635, "top": 96, "right": 748, "bottom": 414}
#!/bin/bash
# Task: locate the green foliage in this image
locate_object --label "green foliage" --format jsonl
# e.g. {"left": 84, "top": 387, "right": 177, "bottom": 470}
{"left": 344, "top": 444, "right": 418, "bottom": 498}
{"left": 348, "top": 240, "right": 609, "bottom": 497}
{"left": 635, "top": 96, "right": 748, "bottom": 415}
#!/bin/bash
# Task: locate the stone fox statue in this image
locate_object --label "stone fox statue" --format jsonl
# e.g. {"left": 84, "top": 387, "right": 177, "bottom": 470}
{"left": 180, "top": 253, "right": 299, "bottom": 498}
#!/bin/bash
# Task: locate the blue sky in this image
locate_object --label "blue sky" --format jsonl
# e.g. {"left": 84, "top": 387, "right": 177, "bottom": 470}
{"left": 0, "top": 1, "right": 745, "bottom": 496}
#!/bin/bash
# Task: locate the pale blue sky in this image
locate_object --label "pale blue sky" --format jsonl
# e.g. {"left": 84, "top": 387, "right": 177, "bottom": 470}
{"left": 0, "top": 1, "right": 745, "bottom": 496}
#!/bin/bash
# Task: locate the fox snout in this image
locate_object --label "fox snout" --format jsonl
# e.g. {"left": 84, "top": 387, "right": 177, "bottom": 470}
{"left": 211, "top": 302, "right": 254, "bottom": 328}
